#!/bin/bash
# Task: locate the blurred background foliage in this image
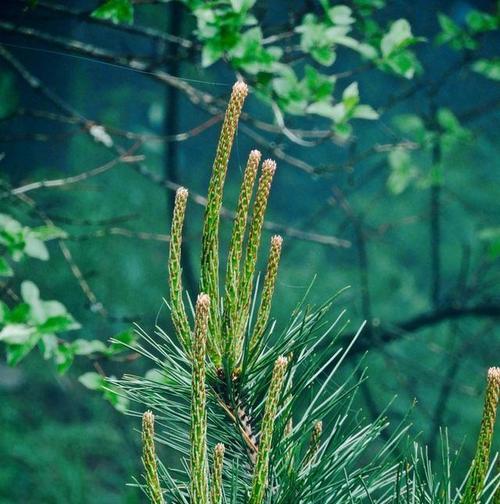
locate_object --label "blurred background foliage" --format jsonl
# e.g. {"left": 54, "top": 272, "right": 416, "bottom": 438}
{"left": 0, "top": 0, "right": 499, "bottom": 502}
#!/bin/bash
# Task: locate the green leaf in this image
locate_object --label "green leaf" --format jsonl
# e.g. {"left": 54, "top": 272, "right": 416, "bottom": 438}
{"left": 387, "top": 148, "right": 418, "bottom": 194}
{"left": 230, "top": 0, "right": 256, "bottom": 12}
{"left": 79, "top": 372, "right": 105, "bottom": 390}
{"left": 303, "top": 65, "right": 336, "bottom": 101}
{"left": 381, "top": 19, "right": 413, "bottom": 57}
{"left": 91, "top": 0, "right": 134, "bottom": 24}
{"left": 0, "top": 257, "right": 13, "bottom": 277}
{"left": 21, "top": 281, "right": 45, "bottom": 323}
{"left": 72, "top": 339, "right": 107, "bottom": 356}
{"left": 342, "top": 81, "right": 360, "bottom": 112}
{"left": 40, "top": 333, "right": 58, "bottom": 359}
{"left": 307, "top": 102, "right": 345, "bottom": 122}
{"left": 392, "top": 113, "right": 429, "bottom": 144}
{"left": 333, "top": 122, "right": 353, "bottom": 140}
{"left": 103, "top": 387, "right": 129, "bottom": 412}
{"left": 384, "top": 50, "right": 420, "bottom": 79}
{"left": 327, "top": 5, "right": 355, "bottom": 26}
{"left": 108, "top": 328, "right": 137, "bottom": 354}
{"left": 437, "top": 108, "right": 461, "bottom": 133}
{"left": 6, "top": 334, "right": 39, "bottom": 366}
{"left": 6, "top": 303, "right": 30, "bottom": 324}
{"left": 0, "top": 324, "right": 36, "bottom": 344}
{"left": 466, "top": 10, "right": 498, "bottom": 33}
{"left": 311, "top": 45, "right": 336, "bottom": 66}
{"left": 353, "top": 104, "right": 379, "bottom": 120}
{"left": 54, "top": 344, "right": 75, "bottom": 374}
{"left": 201, "top": 42, "right": 224, "bottom": 67}
{"left": 472, "top": 58, "right": 500, "bottom": 81}
{"left": 23, "top": 234, "right": 49, "bottom": 261}
{"left": 296, "top": 14, "right": 336, "bottom": 67}
{"left": 37, "top": 315, "right": 77, "bottom": 334}
{"left": 436, "top": 13, "right": 477, "bottom": 50}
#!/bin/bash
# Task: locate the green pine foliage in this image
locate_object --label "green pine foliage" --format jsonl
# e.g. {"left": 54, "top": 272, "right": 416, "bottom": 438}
{"left": 115, "top": 82, "right": 499, "bottom": 503}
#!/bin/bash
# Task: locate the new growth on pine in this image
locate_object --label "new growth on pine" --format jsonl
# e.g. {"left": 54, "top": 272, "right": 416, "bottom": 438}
{"left": 120, "top": 81, "right": 500, "bottom": 503}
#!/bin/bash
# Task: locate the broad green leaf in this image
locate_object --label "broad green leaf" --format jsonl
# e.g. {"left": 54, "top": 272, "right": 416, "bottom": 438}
{"left": 0, "top": 257, "right": 13, "bottom": 277}
{"left": 6, "top": 303, "right": 30, "bottom": 324}
{"left": 436, "top": 13, "right": 476, "bottom": 50}
{"left": 21, "top": 281, "right": 45, "bottom": 323}
{"left": 307, "top": 102, "right": 345, "bottom": 122}
{"left": 37, "top": 315, "right": 77, "bottom": 334}
{"left": 437, "top": 108, "right": 462, "bottom": 133}
{"left": 381, "top": 19, "right": 413, "bottom": 57}
{"left": 387, "top": 148, "right": 418, "bottom": 194}
{"left": 6, "top": 334, "right": 39, "bottom": 366}
{"left": 384, "top": 50, "right": 420, "bottom": 79}
{"left": 472, "top": 59, "right": 500, "bottom": 81}
{"left": 327, "top": 5, "right": 354, "bottom": 26}
{"left": 72, "top": 339, "right": 107, "bottom": 356}
{"left": 466, "top": 10, "right": 498, "bottom": 33}
{"left": 23, "top": 234, "right": 49, "bottom": 261}
{"left": 392, "top": 113, "right": 429, "bottom": 144}
{"left": 353, "top": 104, "right": 379, "bottom": 120}
{"left": 40, "top": 333, "right": 58, "bottom": 359}
{"left": 342, "top": 82, "right": 360, "bottom": 113}
{"left": 230, "top": 0, "right": 256, "bottom": 12}
{"left": 108, "top": 329, "right": 137, "bottom": 354}
{"left": 54, "top": 344, "right": 75, "bottom": 374}
{"left": 333, "top": 122, "right": 353, "bottom": 140}
{"left": 103, "top": 387, "right": 129, "bottom": 412}
{"left": 296, "top": 14, "right": 337, "bottom": 66}
{"left": 91, "top": 0, "right": 134, "bottom": 25}
{"left": 201, "top": 42, "right": 224, "bottom": 67}
{"left": 0, "top": 324, "right": 35, "bottom": 344}
{"left": 311, "top": 46, "right": 336, "bottom": 66}
{"left": 303, "top": 65, "right": 336, "bottom": 101}
{"left": 79, "top": 372, "right": 106, "bottom": 390}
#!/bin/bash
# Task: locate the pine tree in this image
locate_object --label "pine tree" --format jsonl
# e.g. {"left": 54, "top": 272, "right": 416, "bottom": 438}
{"left": 117, "top": 82, "right": 499, "bottom": 503}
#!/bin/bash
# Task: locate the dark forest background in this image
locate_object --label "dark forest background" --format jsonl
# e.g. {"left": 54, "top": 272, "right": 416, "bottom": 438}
{"left": 0, "top": 0, "right": 499, "bottom": 502}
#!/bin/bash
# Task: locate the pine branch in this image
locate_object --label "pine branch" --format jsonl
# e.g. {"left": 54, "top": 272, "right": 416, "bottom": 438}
{"left": 250, "top": 235, "right": 283, "bottom": 353}
{"left": 249, "top": 355, "right": 288, "bottom": 504}
{"left": 462, "top": 367, "right": 500, "bottom": 504}
{"left": 168, "top": 187, "right": 191, "bottom": 352}
{"left": 234, "top": 159, "right": 277, "bottom": 365}
{"left": 222, "top": 150, "right": 261, "bottom": 363}
{"left": 302, "top": 420, "right": 323, "bottom": 467}
{"left": 191, "top": 293, "right": 211, "bottom": 504}
{"left": 200, "top": 81, "right": 248, "bottom": 367}
{"left": 142, "top": 411, "right": 165, "bottom": 504}
{"left": 210, "top": 443, "right": 225, "bottom": 504}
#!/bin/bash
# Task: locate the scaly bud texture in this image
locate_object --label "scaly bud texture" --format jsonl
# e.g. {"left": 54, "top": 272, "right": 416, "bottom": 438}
{"left": 462, "top": 367, "right": 500, "bottom": 504}
{"left": 168, "top": 187, "right": 191, "bottom": 351}
{"left": 210, "top": 443, "right": 225, "bottom": 504}
{"left": 234, "top": 159, "right": 277, "bottom": 362}
{"left": 222, "top": 150, "right": 261, "bottom": 359}
{"left": 191, "top": 294, "right": 211, "bottom": 504}
{"left": 250, "top": 235, "right": 283, "bottom": 352}
{"left": 249, "top": 356, "right": 288, "bottom": 504}
{"left": 303, "top": 420, "right": 323, "bottom": 467}
{"left": 201, "top": 82, "right": 248, "bottom": 366}
{"left": 142, "top": 411, "right": 164, "bottom": 504}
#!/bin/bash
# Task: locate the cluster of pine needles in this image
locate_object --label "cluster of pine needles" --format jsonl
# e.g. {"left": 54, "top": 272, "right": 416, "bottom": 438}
{"left": 114, "top": 82, "right": 500, "bottom": 503}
